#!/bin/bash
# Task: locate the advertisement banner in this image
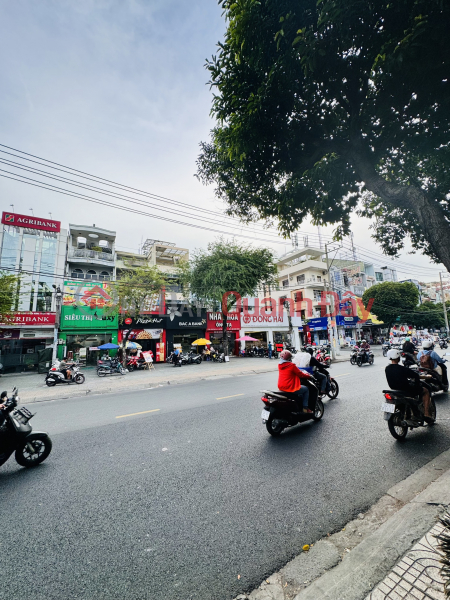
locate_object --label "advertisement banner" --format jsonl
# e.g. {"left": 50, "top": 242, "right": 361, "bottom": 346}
{"left": 122, "top": 328, "right": 163, "bottom": 341}
{"left": 61, "top": 281, "right": 118, "bottom": 330}
{"left": 206, "top": 312, "right": 241, "bottom": 331}
{"left": 1, "top": 212, "right": 61, "bottom": 232}
{"left": 0, "top": 312, "right": 56, "bottom": 327}
{"left": 20, "top": 329, "right": 54, "bottom": 339}
{"left": 0, "top": 329, "right": 20, "bottom": 339}
{"left": 120, "top": 315, "right": 164, "bottom": 328}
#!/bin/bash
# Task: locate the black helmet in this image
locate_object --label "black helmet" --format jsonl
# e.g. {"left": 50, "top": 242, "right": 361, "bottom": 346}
{"left": 1, "top": 391, "right": 7, "bottom": 399}
{"left": 306, "top": 347, "right": 314, "bottom": 356}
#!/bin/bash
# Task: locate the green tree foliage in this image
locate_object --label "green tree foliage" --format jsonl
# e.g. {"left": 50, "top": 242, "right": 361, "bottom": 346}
{"left": 362, "top": 281, "right": 419, "bottom": 328}
{"left": 409, "top": 302, "right": 446, "bottom": 330}
{"left": 0, "top": 272, "right": 21, "bottom": 323}
{"left": 198, "top": 0, "right": 450, "bottom": 269}
{"left": 114, "top": 266, "right": 167, "bottom": 321}
{"left": 184, "top": 240, "right": 277, "bottom": 354}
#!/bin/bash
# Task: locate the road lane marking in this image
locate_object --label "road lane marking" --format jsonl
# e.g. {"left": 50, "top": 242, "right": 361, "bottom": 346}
{"left": 116, "top": 409, "right": 160, "bottom": 419}
{"left": 334, "top": 373, "right": 350, "bottom": 377}
{"left": 216, "top": 393, "right": 245, "bottom": 400}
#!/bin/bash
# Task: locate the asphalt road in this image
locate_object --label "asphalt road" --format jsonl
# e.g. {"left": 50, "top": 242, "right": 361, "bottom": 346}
{"left": 1, "top": 354, "right": 450, "bottom": 600}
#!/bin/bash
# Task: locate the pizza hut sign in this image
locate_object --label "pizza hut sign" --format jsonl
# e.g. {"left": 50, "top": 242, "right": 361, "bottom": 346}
{"left": 2, "top": 211, "right": 61, "bottom": 233}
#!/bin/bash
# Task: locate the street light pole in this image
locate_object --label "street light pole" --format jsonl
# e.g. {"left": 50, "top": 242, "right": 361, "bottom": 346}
{"left": 52, "top": 285, "right": 63, "bottom": 363}
{"left": 324, "top": 244, "right": 340, "bottom": 359}
{"left": 439, "top": 272, "right": 449, "bottom": 335}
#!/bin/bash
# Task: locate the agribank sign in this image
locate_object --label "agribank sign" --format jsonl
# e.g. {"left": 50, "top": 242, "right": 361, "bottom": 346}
{"left": 1, "top": 212, "right": 61, "bottom": 233}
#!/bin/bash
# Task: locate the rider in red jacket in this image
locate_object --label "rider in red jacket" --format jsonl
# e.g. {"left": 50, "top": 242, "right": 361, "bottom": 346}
{"left": 278, "top": 350, "right": 312, "bottom": 413}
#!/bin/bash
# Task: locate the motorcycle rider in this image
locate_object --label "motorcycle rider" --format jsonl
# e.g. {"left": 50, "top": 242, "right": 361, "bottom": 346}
{"left": 278, "top": 350, "right": 313, "bottom": 414}
{"left": 385, "top": 349, "right": 433, "bottom": 422}
{"left": 0, "top": 391, "right": 7, "bottom": 427}
{"left": 402, "top": 337, "right": 416, "bottom": 355}
{"left": 360, "top": 339, "right": 371, "bottom": 362}
{"left": 173, "top": 347, "right": 181, "bottom": 366}
{"left": 418, "top": 340, "right": 448, "bottom": 389}
{"left": 294, "top": 348, "right": 328, "bottom": 396}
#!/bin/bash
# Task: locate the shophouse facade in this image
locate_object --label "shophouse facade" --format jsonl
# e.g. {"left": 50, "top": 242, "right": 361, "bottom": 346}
{"left": 0, "top": 211, "right": 67, "bottom": 372}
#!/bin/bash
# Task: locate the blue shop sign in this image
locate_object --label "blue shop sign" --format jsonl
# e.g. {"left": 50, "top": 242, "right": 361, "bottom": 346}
{"left": 299, "top": 317, "right": 329, "bottom": 331}
{"left": 336, "top": 315, "right": 359, "bottom": 326}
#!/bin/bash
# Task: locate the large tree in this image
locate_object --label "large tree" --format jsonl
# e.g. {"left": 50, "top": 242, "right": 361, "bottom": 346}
{"left": 362, "top": 281, "right": 419, "bottom": 329}
{"left": 197, "top": 0, "right": 450, "bottom": 268}
{"left": 0, "top": 271, "right": 21, "bottom": 323}
{"left": 114, "top": 265, "right": 167, "bottom": 321}
{"left": 183, "top": 240, "right": 277, "bottom": 355}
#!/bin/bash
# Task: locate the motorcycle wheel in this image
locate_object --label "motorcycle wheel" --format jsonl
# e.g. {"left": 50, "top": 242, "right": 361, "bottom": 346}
{"left": 75, "top": 374, "right": 85, "bottom": 384}
{"left": 357, "top": 358, "right": 362, "bottom": 367}
{"left": 350, "top": 356, "right": 356, "bottom": 365}
{"left": 383, "top": 349, "right": 387, "bottom": 357}
{"left": 127, "top": 364, "right": 135, "bottom": 372}
{"left": 312, "top": 398, "right": 324, "bottom": 421}
{"left": 428, "top": 399, "right": 437, "bottom": 425}
{"left": 97, "top": 368, "right": 107, "bottom": 377}
{"left": 388, "top": 412, "right": 408, "bottom": 441}
{"left": 327, "top": 379, "right": 339, "bottom": 400}
{"left": 120, "top": 368, "right": 126, "bottom": 375}
{"left": 369, "top": 356, "right": 374, "bottom": 365}
{"left": 15, "top": 434, "right": 52, "bottom": 467}
{"left": 45, "top": 378, "right": 57, "bottom": 387}
{"left": 265, "top": 416, "right": 285, "bottom": 436}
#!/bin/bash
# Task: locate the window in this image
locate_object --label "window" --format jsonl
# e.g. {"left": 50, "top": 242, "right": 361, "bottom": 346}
{"left": 99, "top": 271, "right": 110, "bottom": 281}
{"left": 313, "top": 290, "right": 323, "bottom": 301}
{"left": 317, "top": 275, "right": 321, "bottom": 282}
{"left": 294, "top": 292, "right": 303, "bottom": 302}
{"left": 282, "top": 279, "right": 289, "bottom": 288}
{"left": 376, "top": 272, "right": 384, "bottom": 282}
{"left": 86, "top": 270, "right": 97, "bottom": 280}
{"left": 297, "top": 274, "right": 305, "bottom": 284}
{"left": 71, "top": 269, "right": 83, "bottom": 279}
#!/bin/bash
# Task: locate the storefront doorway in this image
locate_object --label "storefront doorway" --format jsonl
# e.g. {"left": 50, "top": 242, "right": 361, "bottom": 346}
{"left": 65, "top": 332, "right": 113, "bottom": 365}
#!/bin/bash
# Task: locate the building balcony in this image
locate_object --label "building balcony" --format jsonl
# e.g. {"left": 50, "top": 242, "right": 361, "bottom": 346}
{"left": 69, "top": 272, "right": 112, "bottom": 281}
{"left": 68, "top": 248, "right": 115, "bottom": 265}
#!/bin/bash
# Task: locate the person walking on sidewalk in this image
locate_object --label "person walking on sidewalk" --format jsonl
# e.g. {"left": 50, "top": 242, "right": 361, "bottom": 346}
{"left": 278, "top": 350, "right": 312, "bottom": 414}
{"left": 385, "top": 348, "right": 433, "bottom": 422}
{"left": 268, "top": 341, "right": 273, "bottom": 359}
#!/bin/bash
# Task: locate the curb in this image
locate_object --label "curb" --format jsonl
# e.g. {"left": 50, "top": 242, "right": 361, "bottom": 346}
{"left": 234, "top": 448, "right": 450, "bottom": 600}
{"left": 21, "top": 365, "right": 280, "bottom": 404}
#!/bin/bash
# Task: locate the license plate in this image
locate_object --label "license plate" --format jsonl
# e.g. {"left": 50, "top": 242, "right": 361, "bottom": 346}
{"left": 381, "top": 403, "right": 396, "bottom": 413}
{"left": 261, "top": 409, "right": 270, "bottom": 421}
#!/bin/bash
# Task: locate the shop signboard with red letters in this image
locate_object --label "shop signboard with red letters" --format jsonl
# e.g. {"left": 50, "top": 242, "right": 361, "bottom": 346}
{"left": 0, "top": 312, "right": 56, "bottom": 327}
{"left": 206, "top": 312, "right": 241, "bottom": 331}
{"left": 1, "top": 212, "right": 61, "bottom": 233}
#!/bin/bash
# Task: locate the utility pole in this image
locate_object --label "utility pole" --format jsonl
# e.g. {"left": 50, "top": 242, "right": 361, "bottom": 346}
{"left": 439, "top": 272, "right": 449, "bottom": 335}
{"left": 324, "top": 243, "right": 340, "bottom": 359}
{"left": 52, "top": 285, "right": 63, "bottom": 363}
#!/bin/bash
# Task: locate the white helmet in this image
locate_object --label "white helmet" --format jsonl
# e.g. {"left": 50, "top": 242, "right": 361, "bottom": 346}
{"left": 387, "top": 348, "right": 401, "bottom": 360}
{"left": 422, "top": 340, "right": 433, "bottom": 349}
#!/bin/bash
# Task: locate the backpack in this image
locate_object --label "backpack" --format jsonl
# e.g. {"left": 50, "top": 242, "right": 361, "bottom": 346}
{"left": 420, "top": 352, "right": 434, "bottom": 370}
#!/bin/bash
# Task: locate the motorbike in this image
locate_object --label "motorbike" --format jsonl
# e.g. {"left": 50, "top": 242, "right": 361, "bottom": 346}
{"left": 355, "top": 348, "right": 374, "bottom": 367}
{"left": 350, "top": 345, "right": 360, "bottom": 365}
{"left": 311, "top": 369, "right": 339, "bottom": 400}
{"left": 126, "top": 356, "right": 149, "bottom": 371}
{"left": 381, "top": 385, "right": 436, "bottom": 441}
{"left": 45, "top": 361, "right": 85, "bottom": 386}
{"left": 0, "top": 388, "right": 53, "bottom": 467}
{"left": 315, "top": 347, "right": 331, "bottom": 367}
{"left": 210, "top": 352, "right": 225, "bottom": 363}
{"left": 382, "top": 342, "right": 391, "bottom": 357}
{"left": 260, "top": 377, "right": 324, "bottom": 436}
{"left": 439, "top": 339, "right": 448, "bottom": 350}
{"left": 97, "top": 358, "right": 127, "bottom": 377}
{"left": 181, "top": 352, "right": 202, "bottom": 365}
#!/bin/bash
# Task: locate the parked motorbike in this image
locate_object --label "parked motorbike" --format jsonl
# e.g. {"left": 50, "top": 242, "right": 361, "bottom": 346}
{"left": 211, "top": 352, "right": 225, "bottom": 363}
{"left": 0, "top": 388, "right": 53, "bottom": 467}
{"left": 45, "top": 361, "right": 85, "bottom": 387}
{"left": 260, "top": 377, "right": 324, "bottom": 436}
{"left": 97, "top": 358, "right": 126, "bottom": 377}
{"left": 381, "top": 386, "right": 436, "bottom": 441}
{"left": 181, "top": 352, "right": 202, "bottom": 365}
{"left": 126, "top": 356, "right": 148, "bottom": 371}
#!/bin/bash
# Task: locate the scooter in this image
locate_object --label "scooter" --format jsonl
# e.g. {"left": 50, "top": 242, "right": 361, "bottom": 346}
{"left": 97, "top": 358, "right": 127, "bottom": 377}
{"left": 439, "top": 339, "right": 448, "bottom": 350}
{"left": 0, "top": 388, "right": 53, "bottom": 467}
{"left": 381, "top": 385, "right": 436, "bottom": 441}
{"left": 260, "top": 377, "right": 324, "bottom": 436}
{"left": 402, "top": 352, "right": 448, "bottom": 393}
{"left": 181, "top": 352, "right": 202, "bottom": 365}
{"left": 45, "top": 361, "right": 85, "bottom": 386}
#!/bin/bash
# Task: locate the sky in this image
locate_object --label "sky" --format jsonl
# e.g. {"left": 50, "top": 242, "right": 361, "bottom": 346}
{"left": 0, "top": 0, "right": 445, "bottom": 283}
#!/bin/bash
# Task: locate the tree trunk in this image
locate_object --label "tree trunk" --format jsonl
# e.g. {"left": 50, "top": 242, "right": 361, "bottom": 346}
{"left": 222, "top": 315, "right": 229, "bottom": 357}
{"left": 350, "top": 149, "right": 450, "bottom": 271}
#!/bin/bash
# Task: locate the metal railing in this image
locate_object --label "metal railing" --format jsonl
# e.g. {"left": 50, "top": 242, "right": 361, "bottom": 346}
{"left": 69, "top": 248, "right": 114, "bottom": 262}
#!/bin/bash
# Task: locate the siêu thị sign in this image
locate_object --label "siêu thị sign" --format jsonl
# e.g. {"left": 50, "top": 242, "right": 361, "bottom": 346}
{"left": 1, "top": 212, "right": 61, "bottom": 232}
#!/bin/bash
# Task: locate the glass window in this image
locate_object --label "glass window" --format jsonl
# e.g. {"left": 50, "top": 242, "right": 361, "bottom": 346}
{"left": 317, "top": 275, "right": 321, "bottom": 282}
{"left": 282, "top": 279, "right": 289, "bottom": 288}
{"left": 297, "top": 274, "right": 305, "bottom": 284}
{"left": 376, "top": 272, "right": 384, "bottom": 281}
{"left": 0, "top": 226, "right": 20, "bottom": 270}
{"left": 71, "top": 269, "right": 84, "bottom": 279}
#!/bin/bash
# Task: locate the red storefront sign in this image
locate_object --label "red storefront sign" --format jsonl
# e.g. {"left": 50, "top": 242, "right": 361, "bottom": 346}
{"left": 1, "top": 212, "right": 61, "bottom": 233}
{"left": 206, "top": 312, "right": 241, "bottom": 331}
{"left": 0, "top": 312, "right": 56, "bottom": 327}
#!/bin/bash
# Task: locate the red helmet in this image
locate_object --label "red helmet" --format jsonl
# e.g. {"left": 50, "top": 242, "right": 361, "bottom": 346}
{"left": 280, "top": 350, "right": 292, "bottom": 360}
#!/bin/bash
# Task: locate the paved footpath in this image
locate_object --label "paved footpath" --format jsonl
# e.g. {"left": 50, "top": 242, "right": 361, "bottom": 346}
{"left": 3, "top": 354, "right": 350, "bottom": 403}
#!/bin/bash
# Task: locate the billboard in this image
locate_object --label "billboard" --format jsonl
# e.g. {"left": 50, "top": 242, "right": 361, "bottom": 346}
{"left": 60, "top": 281, "right": 118, "bottom": 330}
{"left": 1, "top": 212, "right": 61, "bottom": 233}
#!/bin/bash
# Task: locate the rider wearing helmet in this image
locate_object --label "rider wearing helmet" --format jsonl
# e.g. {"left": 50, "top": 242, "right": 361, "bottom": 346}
{"left": 402, "top": 337, "right": 416, "bottom": 355}
{"left": 298, "top": 347, "right": 328, "bottom": 396}
{"left": 385, "top": 349, "right": 432, "bottom": 421}
{"left": 418, "top": 340, "right": 448, "bottom": 389}
{"left": 278, "top": 350, "right": 312, "bottom": 414}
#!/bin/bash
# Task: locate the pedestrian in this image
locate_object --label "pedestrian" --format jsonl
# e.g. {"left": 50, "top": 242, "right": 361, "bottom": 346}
{"left": 173, "top": 347, "right": 181, "bottom": 366}
{"left": 268, "top": 341, "right": 273, "bottom": 359}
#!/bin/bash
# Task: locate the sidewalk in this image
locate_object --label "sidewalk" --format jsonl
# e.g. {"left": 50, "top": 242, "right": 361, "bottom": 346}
{"left": 4, "top": 354, "right": 349, "bottom": 403}
{"left": 235, "top": 450, "right": 450, "bottom": 600}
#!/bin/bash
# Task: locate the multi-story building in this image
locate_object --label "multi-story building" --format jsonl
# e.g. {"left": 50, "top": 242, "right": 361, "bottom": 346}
{"left": 0, "top": 211, "right": 67, "bottom": 372}
{"left": 65, "top": 224, "right": 116, "bottom": 281}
